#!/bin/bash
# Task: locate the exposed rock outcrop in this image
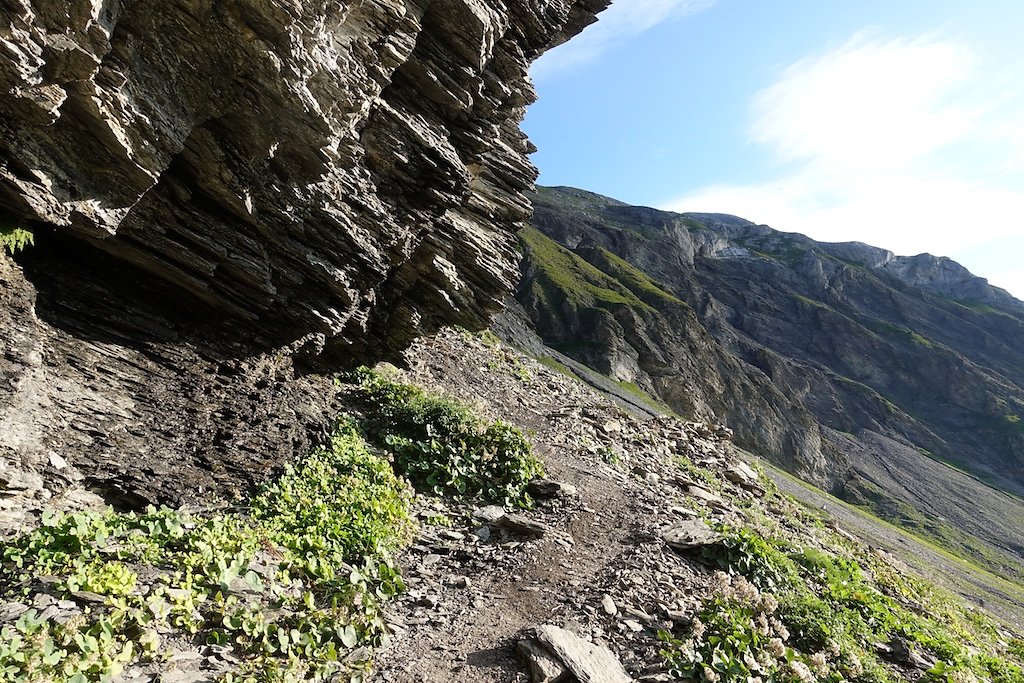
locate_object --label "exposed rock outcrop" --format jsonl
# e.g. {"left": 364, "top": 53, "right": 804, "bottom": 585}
{"left": 0, "top": 0, "right": 609, "bottom": 533}
{"left": 2, "top": 0, "right": 608, "bottom": 358}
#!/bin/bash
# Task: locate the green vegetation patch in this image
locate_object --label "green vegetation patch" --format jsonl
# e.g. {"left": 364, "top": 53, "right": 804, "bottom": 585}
{"left": 351, "top": 368, "right": 543, "bottom": 508}
{"left": 661, "top": 525, "right": 1024, "bottom": 683}
{"left": 0, "top": 226, "right": 33, "bottom": 255}
{"left": 682, "top": 217, "right": 706, "bottom": 232}
{"left": 991, "top": 413, "right": 1024, "bottom": 436}
{"left": 535, "top": 355, "right": 577, "bottom": 380}
{"left": 519, "top": 227, "right": 654, "bottom": 313}
{"left": 840, "top": 476, "right": 1024, "bottom": 585}
{"left": 863, "top": 320, "right": 936, "bottom": 349}
{"left": 613, "top": 379, "right": 676, "bottom": 416}
{"left": 736, "top": 235, "right": 810, "bottom": 269}
{"left": 0, "top": 423, "right": 414, "bottom": 682}
{"left": 584, "top": 247, "right": 688, "bottom": 309}
{"left": 794, "top": 294, "right": 833, "bottom": 311}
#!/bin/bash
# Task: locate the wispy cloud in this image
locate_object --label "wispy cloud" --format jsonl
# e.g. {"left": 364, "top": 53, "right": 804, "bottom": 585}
{"left": 662, "top": 34, "right": 1024, "bottom": 297}
{"left": 750, "top": 34, "right": 978, "bottom": 170}
{"left": 531, "top": 0, "right": 716, "bottom": 81}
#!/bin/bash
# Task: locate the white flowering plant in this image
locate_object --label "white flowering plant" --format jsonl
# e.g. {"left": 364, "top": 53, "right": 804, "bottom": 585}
{"left": 659, "top": 571, "right": 829, "bottom": 683}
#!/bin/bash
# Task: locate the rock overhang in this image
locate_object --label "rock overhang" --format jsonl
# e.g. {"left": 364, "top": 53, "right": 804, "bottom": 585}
{"left": 0, "top": 0, "right": 610, "bottom": 362}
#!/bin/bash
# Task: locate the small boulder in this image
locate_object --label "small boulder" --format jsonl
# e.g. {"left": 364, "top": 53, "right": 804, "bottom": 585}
{"left": 500, "top": 514, "right": 548, "bottom": 539}
{"left": 519, "top": 624, "right": 633, "bottom": 683}
{"left": 661, "top": 519, "right": 721, "bottom": 552}
{"left": 474, "top": 505, "right": 506, "bottom": 523}
{"left": 601, "top": 594, "right": 617, "bottom": 616}
{"left": 686, "top": 485, "right": 725, "bottom": 506}
{"left": 527, "top": 478, "right": 578, "bottom": 499}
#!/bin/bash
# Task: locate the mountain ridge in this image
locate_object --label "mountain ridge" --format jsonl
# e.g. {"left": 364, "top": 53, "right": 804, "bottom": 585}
{"left": 515, "top": 184, "right": 1024, "bottom": 582}
{"left": 547, "top": 186, "right": 1024, "bottom": 309}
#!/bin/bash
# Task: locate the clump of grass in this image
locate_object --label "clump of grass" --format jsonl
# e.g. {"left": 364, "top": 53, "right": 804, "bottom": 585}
{"left": 351, "top": 368, "right": 543, "bottom": 508}
{"left": 536, "top": 354, "right": 577, "bottom": 380}
{"left": 674, "top": 454, "right": 719, "bottom": 490}
{"left": 0, "top": 422, "right": 413, "bottom": 682}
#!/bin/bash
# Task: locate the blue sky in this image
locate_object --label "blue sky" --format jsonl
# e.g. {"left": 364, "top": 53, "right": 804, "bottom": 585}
{"left": 525, "top": 0, "right": 1024, "bottom": 299}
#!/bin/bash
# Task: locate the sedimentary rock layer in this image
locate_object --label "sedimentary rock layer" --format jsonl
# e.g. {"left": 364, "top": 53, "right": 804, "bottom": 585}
{"left": 0, "top": 0, "right": 608, "bottom": 532}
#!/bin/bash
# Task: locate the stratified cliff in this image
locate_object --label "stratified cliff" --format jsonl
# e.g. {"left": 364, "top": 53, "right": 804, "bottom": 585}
{"left": 0, "top": 0, "right": 608, "bottom": 533}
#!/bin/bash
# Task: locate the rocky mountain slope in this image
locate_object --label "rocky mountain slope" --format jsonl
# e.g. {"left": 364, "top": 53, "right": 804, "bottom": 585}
{"left": 515, "top": 185, "right": 1024, "bottom": 581}
{"left": 0, "top": 0, "right": 607, "bottom": 534}
{"left": 4, "top": 328, "right": 1024, "bottom": 682}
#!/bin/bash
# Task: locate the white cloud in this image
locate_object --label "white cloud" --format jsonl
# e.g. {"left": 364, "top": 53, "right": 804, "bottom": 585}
{"left": 531, "top": 0, "right": 715, "bottom": 81}
{"left": 750, "top": 34, "right": 978, "bottom": 170}
{"left": 662, "top": 34, "right": 1024, "bottom": 299}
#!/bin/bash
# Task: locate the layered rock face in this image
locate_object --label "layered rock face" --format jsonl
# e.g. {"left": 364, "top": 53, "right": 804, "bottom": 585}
{"left": 0, "top": 0, "right": 607, "bottom": 532}
{"left": 2, "top": 0, "right": 607, "bottom": 357}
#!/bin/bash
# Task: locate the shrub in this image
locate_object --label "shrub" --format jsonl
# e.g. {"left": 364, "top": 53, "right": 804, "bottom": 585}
{"left": 351, "top": 368, "right": 543, "bottom": 507}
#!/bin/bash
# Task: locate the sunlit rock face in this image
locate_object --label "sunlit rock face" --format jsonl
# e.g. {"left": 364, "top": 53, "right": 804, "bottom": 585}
{"left": 0, "top": 0, "right": 607, "bottom": 357}
{"left": 0, "top": 0, "right": 609, "bottom": 532}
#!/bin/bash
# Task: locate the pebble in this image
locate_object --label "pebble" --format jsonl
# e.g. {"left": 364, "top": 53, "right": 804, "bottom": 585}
{"left": 601, "top": 595, "right": 617, "bottom": 615}
{"left": 474, "top": 505, "right": 506, "bottom": 523}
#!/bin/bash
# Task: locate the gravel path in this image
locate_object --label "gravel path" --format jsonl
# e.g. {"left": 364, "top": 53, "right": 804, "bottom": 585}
{"left": 370, "top": 331, "right": 750, "bottom": 682}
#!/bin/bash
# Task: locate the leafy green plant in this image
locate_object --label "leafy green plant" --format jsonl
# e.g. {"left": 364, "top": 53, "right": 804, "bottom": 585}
{"left": 659, "top": 571, "right": 835, "bottom": 683}
{"left": 0, "top": 226, "right": 33, "bottom": 254}
{"left": 671, "top": 524, "right": 1024, "bottom": 683}
{"left": 351, "top": 368, "right": 543, "bottom": 507}
{"left": 675, "top": 454, "right": 720, "bottom": 490}
{"left": 598, "top": 444, "right": 624, "bottom": 468}
{"left": 0, "top": 422, "right": 414, "bottom": 682}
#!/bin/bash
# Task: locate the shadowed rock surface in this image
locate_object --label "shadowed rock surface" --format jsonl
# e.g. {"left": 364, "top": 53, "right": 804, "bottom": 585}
{"left": 0, "top": 0, "right": 609, "bottom": 533}
{"left": 517, "top": 185, "right": 1024, "bottom": 579}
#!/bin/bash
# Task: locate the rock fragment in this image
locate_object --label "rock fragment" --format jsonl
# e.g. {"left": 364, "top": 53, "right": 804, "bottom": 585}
{"left": 601, "top": 594, "right": 618, "bottom": 616}
{"left": 500, "top": 514, "right": 549, "bottom": 539}
{"left": 474, "top": 505, "right": 506, "bottom": 523}
{"left": 519, "top": 625, "right": 633, "bottom": 683}
{"left": 661, "top": 519, "right": 721, "bottom": 552}
{"left": 527, "top": 478, "right": 579, "bottom": 499}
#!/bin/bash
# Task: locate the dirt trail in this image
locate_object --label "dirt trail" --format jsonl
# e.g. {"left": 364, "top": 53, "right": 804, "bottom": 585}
{"left": 372, "top": 446, "right": 633, "bottom": 681}
{"left": 370, "top": 329, "right": 1024, "bottom": 682}
{"left": 372, "top": 333, "right": 640, "bottom": 681}
{"left": 370, "top": 331, "right": 742, "bottom": 681}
